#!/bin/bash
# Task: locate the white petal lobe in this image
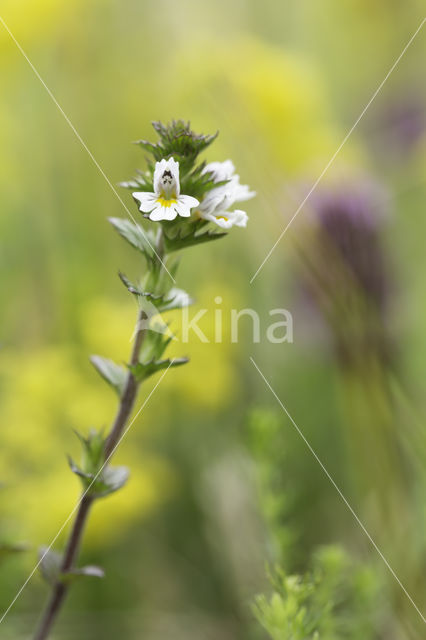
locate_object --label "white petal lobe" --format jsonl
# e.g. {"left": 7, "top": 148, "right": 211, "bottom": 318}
{"left": 133, "top": 192, "right": 157, "bottom": 213}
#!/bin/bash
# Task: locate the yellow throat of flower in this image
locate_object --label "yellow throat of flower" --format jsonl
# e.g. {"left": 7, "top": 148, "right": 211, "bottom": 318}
{"left": 156, "top": 196, "right": 177, "bottom": 208}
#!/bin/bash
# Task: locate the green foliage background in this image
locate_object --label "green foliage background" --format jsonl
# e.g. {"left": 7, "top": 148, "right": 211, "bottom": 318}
{"left": 0, "top": 1, "right": 425, "bottom": 638}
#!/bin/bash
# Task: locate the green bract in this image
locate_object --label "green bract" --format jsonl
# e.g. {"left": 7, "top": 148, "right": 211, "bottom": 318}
{"left": 123, "top": 120, "right": 220, "bottom": 197}
{"left": 67, "top": 429, "right": 130, "bottom": 499}
{"left": 38, "top": 546, "right": 104, "bottom": 586}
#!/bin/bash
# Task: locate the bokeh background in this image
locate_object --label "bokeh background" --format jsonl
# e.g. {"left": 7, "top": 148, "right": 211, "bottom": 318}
{"left": 0, "top": 1, "right": 426, "bottom": 638}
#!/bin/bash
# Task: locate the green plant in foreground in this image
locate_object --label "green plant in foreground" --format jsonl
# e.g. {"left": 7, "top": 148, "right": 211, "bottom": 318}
{"left": 248, "top": 409, "right": 383, "bottom": 640}
{"left": 254, "top": 546, "right": 380, "bottom": 640}
{"left": 32, "top": 120, "right": 255, "bottom": 640}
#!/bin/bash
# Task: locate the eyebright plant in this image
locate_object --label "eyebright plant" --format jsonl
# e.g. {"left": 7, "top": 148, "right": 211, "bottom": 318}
{"left": 33, "top": 120, "right": 255, "bottom": 640}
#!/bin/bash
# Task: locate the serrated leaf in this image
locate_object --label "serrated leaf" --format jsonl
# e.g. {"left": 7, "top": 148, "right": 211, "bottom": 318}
{"left": 70, "top": 428, "right": 106, "bottom": 480}
{"left": 164, "top": 228, "right": 227, "bottom": 252}
{"left": 68, "top": 459, "right": 130, "bottom": 499}
{"left": 90, "top": 466, "right": 130, "bottom": 498}
{"left": 125, "top": 122, "right": 220, "bottom": 198}
{"left": 118, "top": 272, "right": 163, "bottom": 304}
{"left": 68, "top": 456, "right": 90, "bottom": 480}
{"left": 90, "top": 356, "right": 127, "bottom": 396}
{"left": 119, "top": 170, "right": 153, "bottom": 191}
{"left": 39, "top": 547, "right": 104, "bottom": 585}
{"left": 39, "top": 546, "right": 62, "bottom": 586}
{"left": 109, "top": 217, "right": 156, "bottom": 259}
{"left": 63, "top": 565, "right": 105, "bottom": 583}
{"left": 118, "top": 179, "right": 141, "bottom": 189}
{"left": 158, "top": 287, "right": 193, "bottom": 312}
{"left": 139, "top": 331, "right": 174, "bottom": 363}
{"left": 135, "top": 121, "right": 218, "bottom": 175}
{"left": 129, "top": 357, "right": 188, "bottom": 383}
{"left": 118, "top": 271, "right": 142, "bottom": 295}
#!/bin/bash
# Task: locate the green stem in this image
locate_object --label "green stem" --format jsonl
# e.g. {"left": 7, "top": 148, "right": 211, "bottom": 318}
{"left": 33, "top": 495, "right": 93, "bottom": 640}
{"left": 104, "top": 307, "right": 147, "bottom": 459}
{"left": 33, "top": 229, "right": 167, "bottom": 639}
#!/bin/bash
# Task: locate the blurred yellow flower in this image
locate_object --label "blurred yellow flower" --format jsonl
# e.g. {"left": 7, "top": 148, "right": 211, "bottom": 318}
{"left": 0, "top": 0, "right": 94, "bottom": 48}
{"left": 0, "top": 283, "right": 241, "bottom": 545}
{"left": 173, "top": 37, "right": 358, "bottom": 175}
{"left": 80, "top": 290, "right": 240, "bottom": 411}
{"left": 0, "top": 345, "right": 173, "bottom": 547}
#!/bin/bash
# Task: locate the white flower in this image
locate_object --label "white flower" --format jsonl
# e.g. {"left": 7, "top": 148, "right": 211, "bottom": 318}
{"left": 197, "top": 160, "right": 255, "bottom": 229}
{"left": 133, "top": 158, "right": 199, "bottom": 222}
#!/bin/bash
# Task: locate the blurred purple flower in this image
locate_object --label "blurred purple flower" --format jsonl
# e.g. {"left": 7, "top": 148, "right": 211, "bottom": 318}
{"left": 297, "top": 176, "right": 394, "bottom": 368}
{"left": 369, "top": 92, "right": 425, "bottom": 159}
{"left": 309, "top": 178, "right": 390, "bottom": 311}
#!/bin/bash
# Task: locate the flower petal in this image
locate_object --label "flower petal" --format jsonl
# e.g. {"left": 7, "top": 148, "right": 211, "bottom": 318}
{"left": 149, "top": 205, "right": 177, "bottom": 222}
{"left": 174, "top": 202, "right": 192, "bottom": 218}
{"left": 203, "top": 208, "right": 248, "bottom": 230}
{"left": 232, "top": 209, "right": 249, "bottom": 227}
{"left": 203, "top": 160, "right": 236, "bottom": 182}
{"left": 153, "top": 157, "right": 180, "bottom": 197}
{"left": 172, "top": 194, "right": 200, "bottom": 218}
{"left": 203, "top": 213, "right": 233, "bottom": 230}
{"left": 178, "top": 194, "right": 199, "bottom": 211}
{"left": 153, "top": 159, "right": 167, "bottom": 195}
{"left": 233, "top": 184, "right": 256, "bottom": 203}
{"left": 133, "top": 192, "right": 157, "bottom": 213}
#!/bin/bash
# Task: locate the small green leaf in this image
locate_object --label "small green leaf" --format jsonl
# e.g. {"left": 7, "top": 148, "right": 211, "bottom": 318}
{"left": 134, "top": 120, "right": 218, "bottom": 176}
{"left": 164, "top": 227, "right": 227, "bottom": 252}
{"left": 139, "top": 330, "right": 174, "bottom": 364}
{"left": 90, "top": 356, "right": 128, "bottom": 396}
{"left": 129, "top": 357, "right": 188, "bottom": 383}
{"left": 158, "top": 287, "right": 193, "bottom": 312}
{"left": 71, "top": 428, "right": 106, "bottom": 478}
{"left": 96, "top": 466, "right": 130, "bottom": 496}
{"left": 39, "top": 546, "right": 104, "bottom": 585}
{"left": 118, "top": 272, "right": 163, "bottom": 303}
{"left": 109, "top": 217, "right": 156, "bottom": 260}
{"left": 82, "top": 429, "right": 105, "bottom": 472}
{"left": 68, "top": 458, "right": 130, "bottom": 499}
{"left": 119, "top": 169, "right": 152, "bottom": 191}
{"left": 68, "top": 456, "right": 90, "bottom": 480}
{"left": 118, "top": 271, "right": 143, "bottom": 295}
{"left": 39, "top": 546, "right": 62, "bottom": 586}
{"left": 63, "top": 565, "right": 105, "bottom": 583}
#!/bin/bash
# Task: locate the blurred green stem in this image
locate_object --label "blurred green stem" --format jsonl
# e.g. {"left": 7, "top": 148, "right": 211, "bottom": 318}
{"left": 104, "top": 305, "right": 147, "bottom": 459}
{"left": 339, "top": 359, "right": 412, "bottom": 531}
{"left": 33, "top": 231, "right": 165, "bottom": 640}
{"left": 33, "top": 495, "right": 94, "bottom": 640}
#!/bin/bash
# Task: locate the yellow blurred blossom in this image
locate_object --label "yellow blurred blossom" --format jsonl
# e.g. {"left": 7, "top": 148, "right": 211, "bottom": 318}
{"left": 173, "top": 37, "right": 360, "bottom": 175}
{"left": 0, "top": 346, "right": 173, "bottom": 546}
{"left": 0, "top": 282, "right": 241, "bottom": 544}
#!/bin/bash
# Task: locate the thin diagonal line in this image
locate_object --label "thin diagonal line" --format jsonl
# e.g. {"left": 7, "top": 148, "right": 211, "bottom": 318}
{"left": 0, "top": 15, "right": 175, "bottom": 284}
{"left": 250, "top": 17, "right": 426, "bottom": 284}
{"left": 250, "top": 356, "right": 426, "bottom": 625}
{"left": 0, "top": 363, "right": 174, "bottom": 625}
